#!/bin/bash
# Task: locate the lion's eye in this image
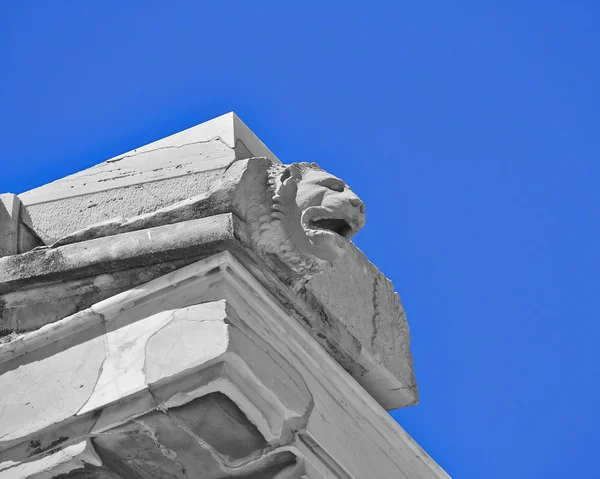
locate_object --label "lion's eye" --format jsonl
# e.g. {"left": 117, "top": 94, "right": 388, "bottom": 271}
{"left": 320, "top": 178, "right": 345, "bottom": 192}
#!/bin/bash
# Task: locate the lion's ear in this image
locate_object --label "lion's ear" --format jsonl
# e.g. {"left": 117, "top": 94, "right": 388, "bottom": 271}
{"left": 280, "top": 164, "right": 302, "bottom": 185}
{"left": 272, "top": 165, "right": 301, "bottom": 220}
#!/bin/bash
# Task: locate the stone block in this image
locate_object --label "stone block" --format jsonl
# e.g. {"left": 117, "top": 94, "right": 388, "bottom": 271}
{"left": 0, "top": 440, "right": 105, "bottom": 479}
{"left": 307, "top": 242, "right": 417, "bottom": 406}
{"left": 18, "top": 113, "right": 279, "bottom": 244}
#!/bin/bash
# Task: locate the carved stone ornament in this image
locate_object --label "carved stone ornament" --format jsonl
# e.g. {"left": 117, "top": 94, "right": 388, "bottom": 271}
{"left": 50, "top": 158, "right": 366, "bottom": 285}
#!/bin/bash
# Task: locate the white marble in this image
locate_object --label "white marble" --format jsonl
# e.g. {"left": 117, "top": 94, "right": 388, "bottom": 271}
{"left": 0, "top": 251, "right": 448, "bottom": 478}
{"left": 0, "top": 440, "right": 101, "bottom": 479}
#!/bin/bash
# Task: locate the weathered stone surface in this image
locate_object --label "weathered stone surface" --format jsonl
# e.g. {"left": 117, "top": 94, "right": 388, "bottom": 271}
{"left": 0, "top": 251, "right": 446, "bottom": 478}
{"left": 19, "top": 113, "right": 279, "bottom": 244}
{"left": 0, "top": 114, "right": 447, "bottom": 478}
{"left": 307, "top": 243, "right": 417, "bottom": 404}
{"left": 92, "top": 394, "right": 295, "bottom": 479}
{"left": 0, "top": 195, "right": 20, "bottom": 258}
{"left": 0, "top": 261, "right": 315, "bottom": 477}
{"left": 0, "top": 321, "right": 106, "bottom": 443}
{"left": 0, "top": 261, "right": 313, "bottom": 439}
{"left": 0, "top": 194, "right": 42, "bottom": 259}
{"left": 0, "top": 261, "right": 191, "bottom": 333}
{"left": 165, "top": 393, "right": 268, "bottom": 460}
{"left": 0, "top": 214, "right": 415, "bottom": 409}
{"left": 0, "top": 213, "right": 243, "bottom": 295}
{"left": 1, "top": 115, "right": 415, "bottom": 406}
{"left": 0, "top": 440, "right": 105, "bottom": 479}
{"left": 1, "top": 147, "right": 416, "bottom": 410}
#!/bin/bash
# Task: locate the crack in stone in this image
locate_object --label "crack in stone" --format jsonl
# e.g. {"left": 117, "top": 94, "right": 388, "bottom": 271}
{"left": 134, "top": 183, "right": 169, "bottom": 209}
{"left": 132, "top": 418, "right": 189, "bottom": 478}
{"left": 105, "top": 137, "right": 235, "bottom": 164}
{"left": 142, "top": 311, "right": 176, "bottom": 381}
{"left": 370, "top": 275, "right": 380, "bottom": 352}
{"left": 165, "top": 411, "right": 296, "bottom": 476}
{"left": 75, "top": 311, "right": 109, "bottom": 416}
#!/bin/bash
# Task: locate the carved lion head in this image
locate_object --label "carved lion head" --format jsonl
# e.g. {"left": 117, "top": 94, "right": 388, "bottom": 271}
{"left": 239, "top": 159, "right": 366, "bottom": 283}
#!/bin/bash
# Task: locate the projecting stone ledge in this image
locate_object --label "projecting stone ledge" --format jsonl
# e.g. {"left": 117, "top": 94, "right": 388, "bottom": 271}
{"left": 0, "top": 251, "right": 446, "bottom": 478}
{"left": 0, "top": 212, "right": 416, "bottom": 410}
{"left": 0, "top": 114, "right": 446, "bottom": 478}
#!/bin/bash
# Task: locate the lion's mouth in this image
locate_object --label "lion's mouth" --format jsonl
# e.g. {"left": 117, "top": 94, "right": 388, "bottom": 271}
{"left": 308, "top": 218, "right": 355, "bottom": 238}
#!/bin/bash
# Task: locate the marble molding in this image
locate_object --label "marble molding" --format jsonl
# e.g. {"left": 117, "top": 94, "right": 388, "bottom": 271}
{"left": 0, "top": 113, "right": 449, "bottom": 478}
{"left": 0, "top": 252, "right": 447, "bottom": 479}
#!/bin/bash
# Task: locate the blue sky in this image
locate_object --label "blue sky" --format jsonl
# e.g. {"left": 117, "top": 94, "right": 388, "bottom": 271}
{"left": 1, "top": 3, "right": 598, "bottom": 478}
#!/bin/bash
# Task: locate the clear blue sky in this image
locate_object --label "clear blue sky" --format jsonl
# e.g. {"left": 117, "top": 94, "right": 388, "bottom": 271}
{"left": 1, "top": 3, "right": 598, "bottom": 478}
